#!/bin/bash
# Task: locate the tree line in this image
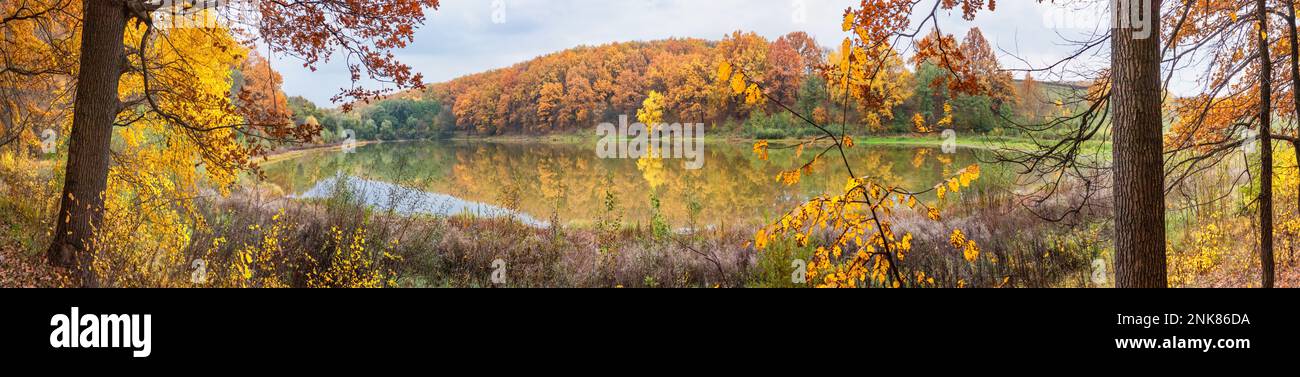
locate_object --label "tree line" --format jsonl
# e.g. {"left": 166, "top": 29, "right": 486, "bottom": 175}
{"left": 314, "top": 28, "right": 1058, "bottom": 140}
{"left": 288, "top": 96, "right": 453, "bottom": 142}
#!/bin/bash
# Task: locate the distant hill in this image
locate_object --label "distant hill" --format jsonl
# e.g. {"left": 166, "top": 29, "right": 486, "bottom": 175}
{"left": 422, "top": 31, "right": 824, "bottom": 135}
{"left": 308, "top": 30, "right": 1081, "bottom": 139}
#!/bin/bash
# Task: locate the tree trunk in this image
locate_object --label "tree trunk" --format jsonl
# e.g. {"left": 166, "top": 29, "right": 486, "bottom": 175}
{"left": 46, "top": 0, "right": 128, "bottom": 286}
{"left": 1288, "top": 1, "right": 1300, "bottom": 217}
{"left": 1111, "top": 0, "right": 1167, "bottom": 288}
{"left": 1256, "top": 0, "right": 1276, "bottom": 288}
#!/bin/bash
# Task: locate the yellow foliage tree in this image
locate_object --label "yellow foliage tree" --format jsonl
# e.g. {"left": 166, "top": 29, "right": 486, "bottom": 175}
{"left": 89, "top": 23, "right": 250, "bottom": 286}
{"left": 636, "top": 91, "right": 667, "bottom": 189}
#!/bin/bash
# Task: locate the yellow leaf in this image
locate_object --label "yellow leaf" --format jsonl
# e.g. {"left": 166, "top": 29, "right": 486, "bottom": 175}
{"left": 950, "top": 229, "right": 967, "bottom": 249}
{"left": 744, "top": 83, "right": 763, "bottom": 105}
{"left": 778, "top": 170, "right": 801, "bottom": 186}
{"left": 964, "top": 241, "right": 980, "bottom": 263}
{"left": 912, "top": 113, "right": 930, "bottom": 133}
{"left": 730, "top": 73, "right": 747, "bottom": 95}
{"left": 839, "top": 38, "right": 852, "bottom": 67}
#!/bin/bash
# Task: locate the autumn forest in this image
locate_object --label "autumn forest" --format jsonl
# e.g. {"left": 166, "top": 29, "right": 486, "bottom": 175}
{"left": 1, "top": 0, "right": 1298, "bottom": 289}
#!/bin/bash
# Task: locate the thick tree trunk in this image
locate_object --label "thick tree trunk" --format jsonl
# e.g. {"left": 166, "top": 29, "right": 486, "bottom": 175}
{"left": 1256, "top": 0, "right": 1276, "bottom": 288}
{"left": 46, "top": 0, "right": 128, "bottom": 286}
{"left": 1111, "top": 0, "right": 1167, "bottom": 288}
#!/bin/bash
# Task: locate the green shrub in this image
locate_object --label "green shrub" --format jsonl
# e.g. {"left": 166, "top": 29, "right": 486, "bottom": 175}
{"left": 749, "top": 238, "right": 815, "bottom": 288}
{"left": 754, "top": 128, "right": 789, "bottom": 140}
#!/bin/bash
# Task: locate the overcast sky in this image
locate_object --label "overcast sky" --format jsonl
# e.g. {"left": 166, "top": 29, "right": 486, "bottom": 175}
{"left": 270, "top": 0, "right": 1114, "bottom": 107}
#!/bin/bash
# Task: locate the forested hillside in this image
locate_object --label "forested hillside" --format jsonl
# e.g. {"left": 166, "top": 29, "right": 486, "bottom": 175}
{"left": 300, "top": 29, "right": 1065, "bottom": 140}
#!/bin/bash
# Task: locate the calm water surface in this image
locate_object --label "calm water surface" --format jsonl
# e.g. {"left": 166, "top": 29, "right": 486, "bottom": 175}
{"left": 259, "top": 140, "right": 1012, "bottom": 228}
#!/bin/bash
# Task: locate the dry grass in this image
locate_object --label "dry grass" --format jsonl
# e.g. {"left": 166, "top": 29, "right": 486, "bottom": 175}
{"left": 0, "top": 153, "right": 69, "bottom": 287}
{"left": 191, "top": 184, "right": 757, "bottom": 288}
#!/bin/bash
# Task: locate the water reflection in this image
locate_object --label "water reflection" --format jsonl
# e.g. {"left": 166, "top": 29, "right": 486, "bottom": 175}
{"left": 294, "top": 175, "right": 548, "bottom": 226}
{"left": 258, "top": 140, "right": 1002, "bottom": 228}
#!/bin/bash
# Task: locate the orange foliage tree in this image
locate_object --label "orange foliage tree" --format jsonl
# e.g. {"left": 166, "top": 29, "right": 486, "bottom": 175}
{"left": 432, "top": 32, "right": 831, "bottom": 135}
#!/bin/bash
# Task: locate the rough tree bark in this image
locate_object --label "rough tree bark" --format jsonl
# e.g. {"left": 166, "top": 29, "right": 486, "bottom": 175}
{"left": 1111, "top": 0, "right": 1167, "bottom": 288}
{"left": 45, "top": 0, "right": 130, "bottom": 285}
{"left": 1256, "top": 0, "right": 1276, "bottom": 288}
{"left": 1289, "top": 1, "right": 1300, "bottom": 216}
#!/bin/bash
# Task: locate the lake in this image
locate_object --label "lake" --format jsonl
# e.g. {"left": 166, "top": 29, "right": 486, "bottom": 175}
{"left": 258, "top": 140, "right": 1010, "bottom": 228}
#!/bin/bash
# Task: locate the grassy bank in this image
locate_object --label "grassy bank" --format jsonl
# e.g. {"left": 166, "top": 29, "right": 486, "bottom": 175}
{"left": 170, "top": 176, "right": 1119, "bottom": 288}
{"left": 187, "top": 184, "right": 757, "bottom": 288}
{"left": 255, "top": 139, "right": 383, "bottom": 165}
